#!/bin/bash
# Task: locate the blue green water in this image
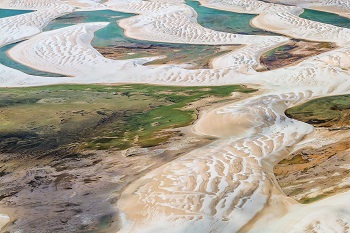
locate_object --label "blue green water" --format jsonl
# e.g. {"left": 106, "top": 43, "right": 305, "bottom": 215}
{"left": 300, "top": 9, "right": 350, "bottom": 29}
{"left": 185, "top": 0, "right": 275, "bottom": 35}
{"left": 0, "top": 9, "right": 32, "bottom": 19}
{"left": 44, "top": 10, "right": 137, "bottom": 47}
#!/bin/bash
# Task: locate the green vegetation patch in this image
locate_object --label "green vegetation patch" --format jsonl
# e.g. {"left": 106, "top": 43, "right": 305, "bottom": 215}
{"left": 0, "top": 84, "right": 255, "bottom": 152}
{"left": 286, "top": 94, "right": 350, "bottom": 127}
{"left": 300, "top": 194, "right": 327, "bottom": 204}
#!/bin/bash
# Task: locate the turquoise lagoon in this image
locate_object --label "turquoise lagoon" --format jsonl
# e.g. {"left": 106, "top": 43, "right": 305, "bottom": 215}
{"left": 0, "top": 9, "right": 32, "bottom": 18}
{"left": 301, "top": 9, "right": 350, "bottom": 29}
{"left": 185, "top": 0, "right": 274, "bottom": 35}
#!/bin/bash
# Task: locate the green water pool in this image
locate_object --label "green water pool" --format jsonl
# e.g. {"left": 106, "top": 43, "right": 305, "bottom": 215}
{"left": 300, "top": 9, "right": 350, "bottom": 29}
{"left": 185, "top": 0, "right": 275, "bottom": 35}
{"left": 0, "top": 8, "right": 32, "bottom": 18}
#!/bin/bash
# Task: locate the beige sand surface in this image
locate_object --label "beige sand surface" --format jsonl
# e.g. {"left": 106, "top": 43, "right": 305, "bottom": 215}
{"left": 0, "top": 213, "right": 10, "bottom": 232}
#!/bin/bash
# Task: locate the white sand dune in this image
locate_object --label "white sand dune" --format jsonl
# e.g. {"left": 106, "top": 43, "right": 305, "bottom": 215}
{"left": 252, "top": 11, "right": 350, "bottom": 45}
{"left": 112, "top": 1, "right": 283, "bottom": 45}
{"left": 0, "top": 2, "right": 74, "bottom": 88}
{"left": 118, "top": 91, "right": 315, "bottom": 233}
{"left": 198, "top": 0, "right": 301, "bottom": 14}
{"left": 1, "top": 0, "right": 350, "bottom": 232}
{"left": 6, "top": 21, "right": 350, "bottom": 88}
{"left": 117, "top": 57, "right": 350, "bottom": 231}
{"left": 266, "top": 0, "right": 350, "bottom": 18}
{"left": 198, "top": 0, "right": 350, "bottom": 45}
{"left": 0, "top": 4, "right": 74, "bottom": 48}
{"left": 0, "top": 0, "right": 71, "bottom": 10}
{"left": 0, "top": 0, "right": 107, "bottom": 11}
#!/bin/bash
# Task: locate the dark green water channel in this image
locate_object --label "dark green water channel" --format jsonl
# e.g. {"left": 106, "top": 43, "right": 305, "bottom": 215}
{"left": 300, "top": 9, "right": 350, "bottom": 29}
{"left": 185, "top": 0, "right": 275, "bottom": 35}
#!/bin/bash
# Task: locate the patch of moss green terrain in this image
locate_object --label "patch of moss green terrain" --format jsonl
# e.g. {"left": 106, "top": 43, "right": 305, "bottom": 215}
{"left": 0, "top": 84, "right": 255, "bottom": 152}
{"left": 286, "top": 94, "right": 350, "bottom": 127}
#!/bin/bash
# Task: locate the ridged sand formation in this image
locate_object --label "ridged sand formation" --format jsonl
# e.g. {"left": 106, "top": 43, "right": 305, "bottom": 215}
{"left": 0, "top": 5, "right": 73, "bottom": 47}
{"left": 0, "top": 0, "right": 350, "bottom": 232}
{"left": 0, "top": 0, "right": 71, "bottom": 9}
{"left": 252, "top": 11, "right": 350, "bottom": 44}
{"left": 197, "top": 0, "right": 301, "bottom": 14}
{"left": 266, "top": 0, "right": 350, "bottom": 17}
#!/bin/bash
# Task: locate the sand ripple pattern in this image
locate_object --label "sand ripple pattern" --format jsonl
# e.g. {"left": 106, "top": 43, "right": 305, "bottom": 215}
{"left": 113, "top": 0, "right": 287, "bottom": 46}
{"left": 198, "top": 0, "right": 301, "bottom": 14}
{"left": 0, "top": 0, "right": 70, "bottom": 9}
{"left": 252, "top": 11, "right": 350, "bottom": 44}
{"left": 7, "top": 23, "right": 287, "bottom": 82}
{"left": 118, "top": 92, "right": 316, "bottom": 233}
{"left": 0, "top": 4, "right": 73, "bottom": 48}
{"left": 266, "top": 0, "right": 350, "bottom": 16}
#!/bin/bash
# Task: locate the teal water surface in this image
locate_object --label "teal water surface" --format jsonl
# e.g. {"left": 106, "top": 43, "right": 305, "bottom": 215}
{"left": 300, "top": 9, "right": 350, "bottom": 29}
{"left": 185, "top": 0, "right": 275, "bottom": 35}
{"left": 0, "top": 9, "right": 32, "bottom": 19}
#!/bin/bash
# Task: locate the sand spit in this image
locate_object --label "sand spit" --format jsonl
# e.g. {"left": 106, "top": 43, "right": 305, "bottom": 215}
{"left": 210, "top": 40, "right": 287, "bottom": 71}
